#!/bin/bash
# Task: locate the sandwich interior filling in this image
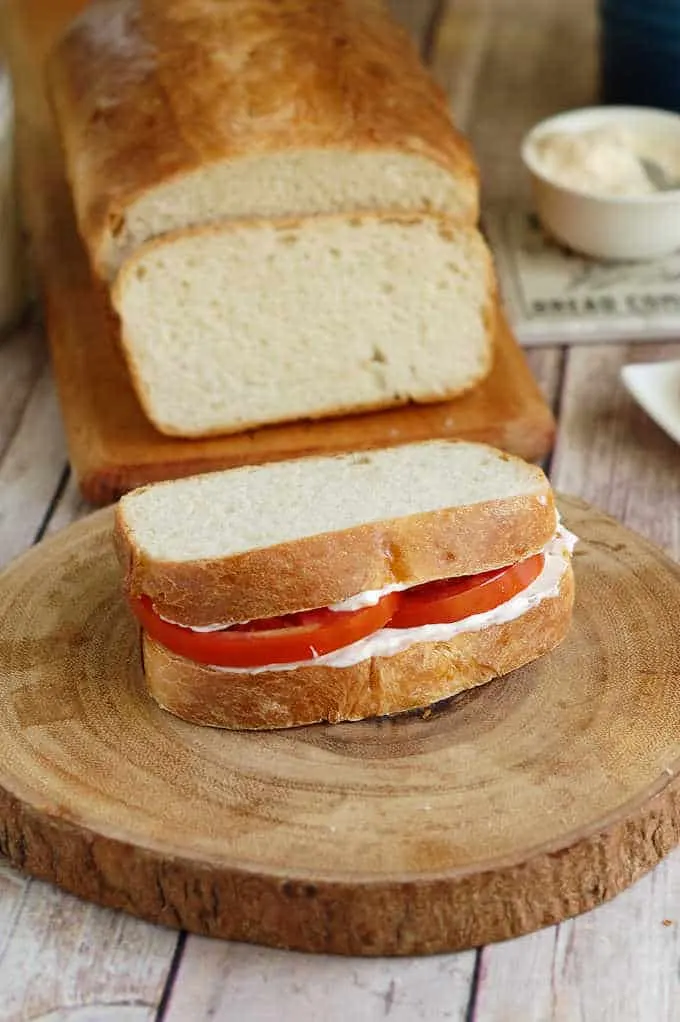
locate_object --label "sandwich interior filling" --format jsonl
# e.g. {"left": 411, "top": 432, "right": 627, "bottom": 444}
{"left": 132, "top": 526, "right": 577, "bottom": 673}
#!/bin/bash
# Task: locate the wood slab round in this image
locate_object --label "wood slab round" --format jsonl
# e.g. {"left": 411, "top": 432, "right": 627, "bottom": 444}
{"left": 0, "top": 496, "right": 679, "bottom": 956}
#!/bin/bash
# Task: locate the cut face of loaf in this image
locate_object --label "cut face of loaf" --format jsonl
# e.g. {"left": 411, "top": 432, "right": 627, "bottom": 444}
{"left": 49, "top": 0, "right": 480, "bottom": 280}
{"left": 115, "top": 439, "right": 557, "bottom": 627}
{"left": 98, "top": 152, "right": 475, "bottom": 282}
{"left": 113, "top": 214, "right": 496, "bottom": 438}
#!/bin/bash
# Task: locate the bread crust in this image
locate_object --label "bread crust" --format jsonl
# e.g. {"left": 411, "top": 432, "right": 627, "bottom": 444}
{"left": 140, "top": 562, "right": 575, "bottom": 729}
{"left": 48, "top": 0, "right": 480, "bottom": 280}
{"left": 111, "top": 212, "right": 497, "bottom": 439}
{"left": 114, "top": 454, "right": 557, "bottom": 627}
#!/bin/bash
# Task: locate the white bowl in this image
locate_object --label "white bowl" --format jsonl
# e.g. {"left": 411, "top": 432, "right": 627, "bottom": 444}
{"left": 521, "top": 106, "right": 680, "bottom": 261}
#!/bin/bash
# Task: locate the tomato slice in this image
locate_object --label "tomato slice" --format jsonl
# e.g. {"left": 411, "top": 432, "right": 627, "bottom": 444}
{"left": 132, "top": 554, "right": 545, "bottom": 666}
{"left": 131, "top": 592, "right": 400, "bottom": 668}
{"left": 389, "top": 553, "right": 545, "bottom": 629}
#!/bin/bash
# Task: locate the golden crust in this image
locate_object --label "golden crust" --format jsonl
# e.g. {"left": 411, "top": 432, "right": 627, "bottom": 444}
{"left": 141, "top": 562, "right": 575, "bottom": 729}
{"left": 48, "top": 0, "right": 480, "bottom": 280}
{"left": 111, "top": 211, "right": 497, "bottom": 438}
{"left": 114, "top": 459, "right": 558, "bottom": 627}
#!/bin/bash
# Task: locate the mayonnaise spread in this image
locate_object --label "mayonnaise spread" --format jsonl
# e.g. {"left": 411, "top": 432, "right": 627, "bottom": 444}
{"left": 531, "top": 124, "right": 680, "bottom": 197}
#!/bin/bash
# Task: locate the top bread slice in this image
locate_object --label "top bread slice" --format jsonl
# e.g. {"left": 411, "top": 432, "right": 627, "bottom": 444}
{"left": 48, "top": 0, "right": 479, "bottom": 281}
{"left": 115, "top": 440, "right": 558, "bottom": 627}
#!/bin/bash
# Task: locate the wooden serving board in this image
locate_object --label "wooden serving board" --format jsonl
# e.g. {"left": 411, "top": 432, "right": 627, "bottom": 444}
{"left": 2, "top": 0, "right": 555, "bottom": 506}
{"left": 1, "top": 496, "right": 680, "bottom": 956}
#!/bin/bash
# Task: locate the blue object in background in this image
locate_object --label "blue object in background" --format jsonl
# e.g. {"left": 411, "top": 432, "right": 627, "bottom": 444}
{"left": 599, "top": 0, "right": 680, "bottom": 111}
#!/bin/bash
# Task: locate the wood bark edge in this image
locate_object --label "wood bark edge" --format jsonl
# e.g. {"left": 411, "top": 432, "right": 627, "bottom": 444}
{"left": 1, "top": 776, "right": 677, "bottom": 956}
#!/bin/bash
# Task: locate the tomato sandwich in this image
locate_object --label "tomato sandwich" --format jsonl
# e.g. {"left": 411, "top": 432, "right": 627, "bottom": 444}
{"left": 114, "top": 440, "right": 576, "bottom": 730}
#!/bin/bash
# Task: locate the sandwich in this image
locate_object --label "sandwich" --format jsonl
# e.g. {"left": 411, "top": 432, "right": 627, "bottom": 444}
{"left": 114, "top": 440, "right": 576, "bottom": 730}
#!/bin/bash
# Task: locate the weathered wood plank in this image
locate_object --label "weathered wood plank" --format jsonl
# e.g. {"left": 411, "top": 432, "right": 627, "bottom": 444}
{"left": 0, "top": 323, "right": 46, "bottom": 464}
{"left": 524, "top": 347, "right": 564, "bottom": 414}
{"left": 44, "top": 470, "right": 93, "bottom": 536}
{"left": 0, "top": 873, "right": 176, "bottom": 1022}
{"left": 162, "top": 939, "right": 476, "bottom": 1022}
{"left": 388, "top": 0, "right": 440, "bottom": 53}
{"left": 432, "top": 0, "right": 597, "bottom": 201}
{"left": 472, "top": 340, "right": 680, "bottom": 1020}
{"left": 522, "top": 347, "right": 564, "bottom": 471}
{"left": 0, "top": 365, "right": 67, "bottom": 566}
{"left": 428, "top": 0, "right": 493, "bottom": 129}
{"left": 553, "top": 341, "right": 680, "bottom": 557}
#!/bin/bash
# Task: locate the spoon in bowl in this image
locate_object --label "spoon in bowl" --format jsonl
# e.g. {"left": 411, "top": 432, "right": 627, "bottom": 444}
{"left": 639, "top": 156, "right": 680, "bottom": 192}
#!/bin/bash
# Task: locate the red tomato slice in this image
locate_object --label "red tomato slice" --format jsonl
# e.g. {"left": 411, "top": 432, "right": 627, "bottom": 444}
{"left": 389, "top": 553, "right": 545, "bottom": 629}
{"left": 131, "top": 592, "right": 400, "bottom": 668}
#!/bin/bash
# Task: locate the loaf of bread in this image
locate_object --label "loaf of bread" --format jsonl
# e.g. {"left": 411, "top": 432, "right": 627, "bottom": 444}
{"left": 112, "top": 212, "right": 496, "bottom": 437}
{"left": 49, "top": 0, "right": 480, "bottom": 281}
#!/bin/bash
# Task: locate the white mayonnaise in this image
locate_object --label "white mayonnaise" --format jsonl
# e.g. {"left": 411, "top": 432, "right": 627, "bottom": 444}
{"left": 327, "top": 579, "right": 412, "bottom": 612}
{"left": 204, "top": 527, "right": 577, "bottom": 674}
{"left": 530, "top": 124, "right": 680, "bottom": 198}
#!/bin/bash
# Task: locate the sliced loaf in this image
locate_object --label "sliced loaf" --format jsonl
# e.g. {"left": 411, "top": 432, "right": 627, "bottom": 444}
{"left": 49, "top": 0, "right": 480, "bottom": 281}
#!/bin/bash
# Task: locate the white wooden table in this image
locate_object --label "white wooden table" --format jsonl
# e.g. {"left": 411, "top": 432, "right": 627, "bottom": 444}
{"left": 1, "top": 1, "right": 680, "bottom": 1018}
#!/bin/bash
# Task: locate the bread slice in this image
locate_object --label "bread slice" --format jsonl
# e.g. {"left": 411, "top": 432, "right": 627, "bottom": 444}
{"left": 111, "top": 213, "right": 496, "bottom": 438}
{"left": 115, "top": 440, "right": 558, "bottom": 627}
{"left": 49, "top": 0, "right": 480, "bottom": 281}
{"left": 141, "top": 563, "right": 575, "bottom": 729}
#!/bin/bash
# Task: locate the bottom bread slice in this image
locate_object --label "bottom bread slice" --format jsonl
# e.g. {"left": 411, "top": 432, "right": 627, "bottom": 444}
{"left": 140, "top": 566, "right": 574, "bottom": 730}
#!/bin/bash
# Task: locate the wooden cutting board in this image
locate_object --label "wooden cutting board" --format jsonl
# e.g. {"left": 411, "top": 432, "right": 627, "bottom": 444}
{"left": 1, "top": 496, "right": 680, "bottom": 956}
{"left": 2, "top": 0, "right": 555, "bottom": 505}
